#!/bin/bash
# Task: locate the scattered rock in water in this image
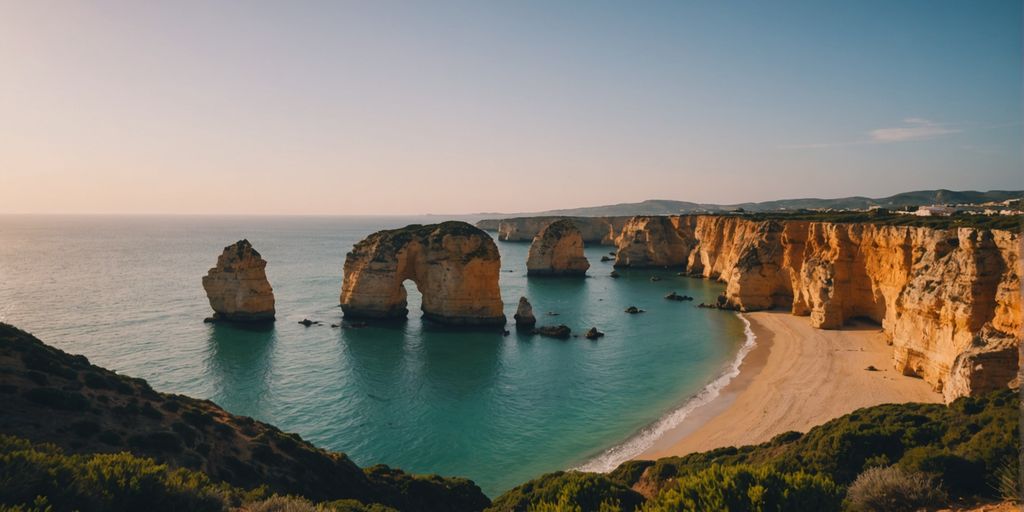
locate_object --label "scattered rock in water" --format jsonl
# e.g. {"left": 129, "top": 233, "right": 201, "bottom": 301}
{"left": 610, "top": 271, "right": 620, "bottom": 278}
{"left": 608, "top": 251, "right": 616, "bottom": 256}
{"left": 203, "top": 317, "right": 216, "bottom": 324}
{"left": 865, "top": 365, "right": 879, "bottom": 372}
{"left": 298, "top": 318, "right": 321, "bottom": 327}
{"left": 330, "top": 323, "right": 340, "bottom": 328}
{"left": 533, "top": 325, "right": 571, "bottom": 339}
{"left": 600, "top": 256, "right": 613, "bottom": 262}
{"left": 676, "top": 272, "right": 686, "bottom": 277}
{"left": 584, "top": 327, "right": 605, "bottom": 339}
{"left": 344, "top": 321, "right": 369, "bottom": 329}
{"left": 665, "top": 291, "right": 695, "bottom": 302}
{"left": 650, "top": 276, "right": 662, "bottom": 282}
{"left": 502, "top": 329, "right": 511, "bottom": 336}
{"left": 514, "top": 297, "right": 537, "bottom": 330}
{"left": 624, "top": 306, "right": 645, "bottom": 314}
{"left": 546, "top": 312, "right": 560, "bottom": 316}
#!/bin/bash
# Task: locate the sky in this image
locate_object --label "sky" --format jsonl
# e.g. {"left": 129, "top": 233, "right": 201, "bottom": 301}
{"left": 0, "top": 1, "right": 1020, "bottom": 215}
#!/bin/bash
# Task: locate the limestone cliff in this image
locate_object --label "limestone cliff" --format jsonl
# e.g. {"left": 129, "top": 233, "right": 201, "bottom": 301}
{"left": 613, "top": 215, "right": 1021, "bottom": 401}
{"left": 480, "top": 216, "right": 630, "bottom": 245}
{"left": 526, "top": 219, "right": 590, "bottom": 276}
{"left": 202, "top": 239, "right": 276, "bottom": 323}
{"left": 340, "top": 222, "right": 506, "bottom": 327}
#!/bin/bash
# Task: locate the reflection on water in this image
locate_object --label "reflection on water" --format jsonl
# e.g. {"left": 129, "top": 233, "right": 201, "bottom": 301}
{"left": 204, "top": 322, "right": 275, "bottom": 419}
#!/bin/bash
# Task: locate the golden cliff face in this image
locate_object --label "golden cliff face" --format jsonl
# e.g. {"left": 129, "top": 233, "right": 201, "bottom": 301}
{"left": 340, "top": 221, "right": 506, "bottom": 327}
{"left": 614, "top": 215, "right": 1021, "bottom": 401}
{"left": 202, "top": 239, "right": 276, "bottom": 323}
{"left": 526, "top": 219, "right": 590, "bottom": 276}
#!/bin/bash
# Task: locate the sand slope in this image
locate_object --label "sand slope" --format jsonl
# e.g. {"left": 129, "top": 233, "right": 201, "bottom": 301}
{"left": 641, "top": 310, "right": 942, "bottom": 459}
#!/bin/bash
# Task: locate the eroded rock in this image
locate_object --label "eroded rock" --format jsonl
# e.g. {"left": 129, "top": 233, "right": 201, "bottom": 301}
{"left": 526, "top": 219, "right": 590, "bottom": 276}
{"left": 514, "top": 297, "right": 537, "bottom": 329}
{"left": 202, "top": 240, "right": 275, "bottom": 323}
{"left": 339, "top": 221, "right": 506, "bottom": 327}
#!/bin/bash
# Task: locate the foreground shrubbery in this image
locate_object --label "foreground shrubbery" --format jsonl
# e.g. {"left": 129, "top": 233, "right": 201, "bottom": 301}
{"left": 641, "top": 464, "right": 841, "bottom": 512}
{"left": 494, "top": 389, "right": 1020, "bottom": 511}
{"left": 0, "top": 434, "right": 252, "bottom": 511}
{"left": 844, "top": 466, "right": 945, "bottom": 512}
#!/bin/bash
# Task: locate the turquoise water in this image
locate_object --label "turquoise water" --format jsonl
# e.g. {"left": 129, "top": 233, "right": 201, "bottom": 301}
{"left": 0, "top": 215, "right": 746, "bottom": 496}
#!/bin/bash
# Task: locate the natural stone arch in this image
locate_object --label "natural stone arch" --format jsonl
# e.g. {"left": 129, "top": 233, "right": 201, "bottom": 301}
{"left": 340, "top": 221, "right": 506, "bottom": 327}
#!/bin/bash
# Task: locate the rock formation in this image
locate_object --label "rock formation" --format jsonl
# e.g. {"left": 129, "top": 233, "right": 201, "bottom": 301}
{"left": 533, "top": 325, "right": 571, "bottom": 339}
{"left": 526, "top": 220, "right": 590, "bottom": 276}
{"left": 610, "top": 214, "right": 1022, "bottom": 401}
{"left": 614, "top": 216, "right": 695, "bottom": 268}
{"left": 514, "top": 297, "right": 537, "bottom": 329}
{"left": 202, "top": 240, "right": 276, "bottom": 323}
{"left": 340, "top": 222, "right": 506, "bottom": 327}
{"left": 478, "top": 216, "right": 630, "bottom": 245}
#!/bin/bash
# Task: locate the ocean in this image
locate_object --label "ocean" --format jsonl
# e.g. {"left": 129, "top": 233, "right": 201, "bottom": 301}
{"left": 0, "top": 214, "right": 749, "bottom": 496}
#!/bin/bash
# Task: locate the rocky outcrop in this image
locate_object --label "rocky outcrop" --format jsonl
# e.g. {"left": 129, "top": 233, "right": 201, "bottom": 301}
{"left": 526, "top": 220, "right": 590, "bottom": 276}
{"left": 479, "top": 216, "right": 630, "bottom": 245}
{"left": 202, "top": 240, "right": 276, "bottom": 323}
{"left": 514, "top": 297, "right": 537, "bottom": 329}
{"left": 340, "top": 222, "right": 506, "bottom": 327}
{"left": 613, "top": 215, "right": 1022, "bottom": 401}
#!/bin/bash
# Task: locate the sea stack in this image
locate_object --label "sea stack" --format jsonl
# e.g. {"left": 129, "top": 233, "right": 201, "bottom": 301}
{"left": 339, "top": 221, "right": 506, "bottom": 327}
{"left": 526, "top": 219, "right": 590, "bottom": 276}
{"left": 202, "top": 240, "right": 276, "bottom": 323}
{"left": 514, "top": 297, "right": 537, "bottom": 330}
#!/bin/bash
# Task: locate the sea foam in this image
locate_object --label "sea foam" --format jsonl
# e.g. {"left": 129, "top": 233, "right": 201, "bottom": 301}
{"left": 574, "top": 312, "right": 758, "bottom": 473}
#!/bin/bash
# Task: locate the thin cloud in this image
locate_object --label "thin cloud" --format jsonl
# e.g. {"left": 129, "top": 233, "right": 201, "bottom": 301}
{"left": 781, "top": 118, "right": 961, "bottom": 149}
{"left": 869, "top": 118, "right": 960, "bottom": 142}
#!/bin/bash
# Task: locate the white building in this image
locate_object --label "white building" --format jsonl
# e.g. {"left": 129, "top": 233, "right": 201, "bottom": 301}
{"left": 914, "top": 205, "right": 956, "bottom": 217}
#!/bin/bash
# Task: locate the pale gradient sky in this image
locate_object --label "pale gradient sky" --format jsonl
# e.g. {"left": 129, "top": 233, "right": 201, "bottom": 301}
{"left": 1, "top": 1, "right": 1020, "bottom": 215}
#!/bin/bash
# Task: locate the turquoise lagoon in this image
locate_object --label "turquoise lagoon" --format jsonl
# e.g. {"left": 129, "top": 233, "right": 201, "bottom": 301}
{"left": 0, "top": 215, "right": 749, "bottom": 496}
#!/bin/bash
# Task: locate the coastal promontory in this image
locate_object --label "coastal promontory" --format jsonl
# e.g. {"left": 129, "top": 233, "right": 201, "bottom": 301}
{"left": 201, "top": 239, "right": 276, "bottom": 323}
{"left": 340, "top": 221, "right": 506, "bottom": 327}
{"left": 526, "top": 219, "right": 590, "bottom": 276}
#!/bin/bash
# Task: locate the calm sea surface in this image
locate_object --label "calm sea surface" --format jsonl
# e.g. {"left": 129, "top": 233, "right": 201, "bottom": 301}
{"left": 0, "top": 215, "right": 746, "bottom": 496}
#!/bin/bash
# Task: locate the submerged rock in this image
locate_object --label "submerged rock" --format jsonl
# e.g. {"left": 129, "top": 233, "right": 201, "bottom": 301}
{"left": 202, "top": 240, "right": 276, "bottom": 323}
{"left": 665, "top": 291, "right": 694, "bottom": 302}
{"left": 298, "top": 318, "right": 321, "bottom": 327}
{"left": 610, "top": 271, "right": 620, "bottom": 278}
{"left": 339, "top": 221, "right": 506, "bottom": 327}
{"left": 600, "top": 255, "right": 613, "bottom": 262}
{"left": 584, "top": 327, "right": 605, "bottom": 339}
{"left": 624, "top": 306, "right": 645, "bottom": 314}
{"left": 533, "top": 325, "right": 571, "bottom": 339}
{"left": 514, "top": 297, "right": 537, "bottom": 329}
{"left": 526, "top": 219, "right": 590, "bottom": 276}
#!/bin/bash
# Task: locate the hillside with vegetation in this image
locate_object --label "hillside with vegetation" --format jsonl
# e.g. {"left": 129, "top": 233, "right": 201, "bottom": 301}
{"left": 0, "top": 323, "right": 488, "bottom": 512}
{"left": 482, "top": 189, "right": 1023, "bottom": 217}
{"left": 0, "top": 322, "right": 1019, "bottom": 511}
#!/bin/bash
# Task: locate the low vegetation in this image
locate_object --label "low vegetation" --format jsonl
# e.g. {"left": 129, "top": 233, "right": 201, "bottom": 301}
{"left": 728, "top": 210, "right": 1022, "bottom": 230}
{"left": 1, "top": 322, "right": 1019, "bottom": 511}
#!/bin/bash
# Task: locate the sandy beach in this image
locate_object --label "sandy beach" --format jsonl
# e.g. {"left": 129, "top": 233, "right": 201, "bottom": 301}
{"left": 640, "top": 310, "right": 942, "bottom": 459}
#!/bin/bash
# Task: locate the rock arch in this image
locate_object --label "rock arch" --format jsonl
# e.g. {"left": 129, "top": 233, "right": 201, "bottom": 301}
{"left": 340, "top": 221, "right": 506, "bottom": 327}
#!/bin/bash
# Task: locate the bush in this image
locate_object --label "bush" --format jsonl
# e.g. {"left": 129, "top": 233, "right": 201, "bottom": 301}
{"left": 641, "top": 464, "right": 841, "bottom": 512}
{"left": 845, "top": 466, "right": 946, "bottom": 512}
{"left": 244, "top": 495, "right": 398, "bottom": 512}
{"left": 0, "top": 434, "right": 245, "bottom": 512}
{"left": 21, "top": 388, "right": 89, "bottom": 411}
{"left": 488, "top": 471, "right": 644, "bottom": 512}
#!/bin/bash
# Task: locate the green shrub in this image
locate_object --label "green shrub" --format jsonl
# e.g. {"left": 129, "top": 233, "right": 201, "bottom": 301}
{"left": 488, "top": 471, "right": 644, "bottom": 512}
{"left": 845, "top": 465, "right": 945, "bottom": 512}
{"left": 641, "top": 464, "right": 841, "bottom": 512}
{"left": 21, "top": 388, "right": 89, "bottom": 411}
{"left": 0, "top": 434, "right": 247, "bottom": 512}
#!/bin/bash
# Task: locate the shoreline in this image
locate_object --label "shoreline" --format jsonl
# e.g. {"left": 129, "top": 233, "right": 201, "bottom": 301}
{"left": 638, "top": 310, "right": 942, "bottom": 459}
